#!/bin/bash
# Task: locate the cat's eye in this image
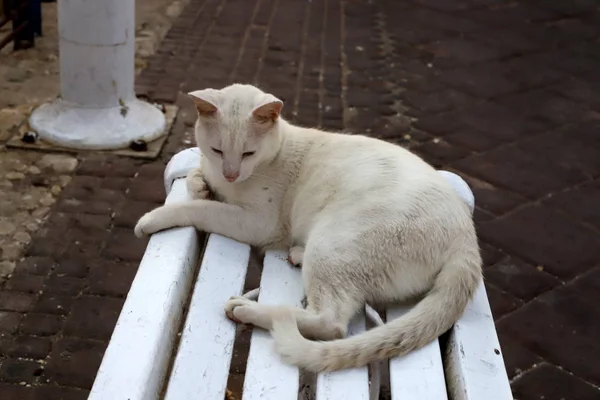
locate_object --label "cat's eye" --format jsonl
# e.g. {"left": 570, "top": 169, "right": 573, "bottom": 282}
{"left": 242, "top": 151, "right": 256, "bottom": 158}
{"left": 211, "top": 147, "right": 223, "bottom": 155}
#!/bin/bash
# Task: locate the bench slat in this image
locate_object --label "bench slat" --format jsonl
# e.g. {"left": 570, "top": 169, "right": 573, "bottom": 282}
{"left": 243, "top": 251, "right": 304, "bottom": 400}
{"left": 386, "top": 305, "right": 448, "bottom": 400}
{"left": 445, "top": 282, "right": 513, "bottom": 400}
{"left": 164, "top": 234, "right": 251, "bottom": 400}
{"left": 89, "top": 179, "right": 199, "bottom": 400}
{"left": 316, "top": 315, "right": 370, "bottom": 400}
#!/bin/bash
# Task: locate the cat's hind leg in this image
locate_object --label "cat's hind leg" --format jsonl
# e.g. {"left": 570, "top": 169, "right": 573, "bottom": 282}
{"left": 225, "top": 256, "right": 363, "bottom": 341}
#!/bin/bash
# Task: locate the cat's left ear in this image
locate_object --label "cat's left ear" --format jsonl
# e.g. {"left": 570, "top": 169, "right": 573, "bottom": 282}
{"left": 188, "top": 89, "right": 221, "bottom": 117}
{"left": 251, "top": 94, "right": 283, "bottom": 123}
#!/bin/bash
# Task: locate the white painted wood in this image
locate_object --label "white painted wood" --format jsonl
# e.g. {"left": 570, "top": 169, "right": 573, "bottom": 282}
{"left": 316, "top": 315, "right": 370, "bottom": 400}
{"left": 164, "top": 235, "right": 251, "bottom": 400}
{"left": 89, "top": 179, "right": 198, "bottom": 400}
{"left": 243, "top": 251, "right": 305, "bottom": 400}
{"left": 438, "top": 171, "right": 474, "bottom": 214}
{"left": 445, "top": 282, "right": 512, "bottom": 400}
{"left": 164, "top": 147, "right": 203, "bottom": 194}
{"left": 29, "top": 0, "right": 166, "bottom": 149}
{"left": 386, "top": 304, "right": 448, "bottom": 400}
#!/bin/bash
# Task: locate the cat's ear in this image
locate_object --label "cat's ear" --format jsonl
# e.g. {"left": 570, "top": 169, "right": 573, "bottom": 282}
{"left": 251, "top": 94, "right": 283, "bottom": 124}
{"left": 188, "top": 89, "right": 221, "bottom": 117}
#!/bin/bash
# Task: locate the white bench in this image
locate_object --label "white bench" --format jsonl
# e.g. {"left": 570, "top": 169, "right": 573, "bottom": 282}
{"left": 89, "top": 148, "right": 513, "bottom": 400}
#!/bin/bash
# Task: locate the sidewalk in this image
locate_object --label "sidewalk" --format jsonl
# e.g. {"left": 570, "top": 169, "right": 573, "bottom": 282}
{"left": 2, "top": 0, "right": 600, "bottom": 398}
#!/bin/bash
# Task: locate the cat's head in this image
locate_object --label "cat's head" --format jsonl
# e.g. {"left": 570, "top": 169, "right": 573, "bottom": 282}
{"left": 188, "top": 84, "right": 283, "bottom": 184}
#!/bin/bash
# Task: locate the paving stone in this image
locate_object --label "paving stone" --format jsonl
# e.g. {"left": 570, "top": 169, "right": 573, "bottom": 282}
{"left": 44, "top": 277, "right": 84, "bottom": 296}
{"left": 459, "top": 174, "right": 526, "bottom": 215}
{"left": 453, "top": 138, "right": 589, "bottom": 199}
{"left": 87, "top": 261, "right": 138, "bottom": 298}
{"left": 544, "top": 180, "right": 600, "bottom": 230}
{"left": 113, "top": 200, "right": 159, "bottom": 229}
{"left": 436, "top": 64, "right": 521, "bottom": 98}
{"left": 2, "top": 335, "right": 52, "bottom": 359}
{"left": 497, "top": 332, "right": 543, "bottom": 379}
{"left": 0, "top": 358, "right": 42, "bottom": 384}
{"left": 403, "top": 89, "right": 474, "bottom": 115}
{"left": 421, "top": 38, "right": 513, "bottom": 68}
{"left": 512, "top": 363, "right": 600, "bottom": 400}
{"left": 479, "top": 242, "right": 504, "bottom": 268}
{"left": 0, "top": 383, "right": 33, "bottom": 400}
{"left": 444, "top": 102, "right": 547, "bottom": 151}
{"left": 552, "top": 77, "right": 600, "bottom": 111}
{"left": 0, "top": 312, "right": 22, "bottom": 334}
{"left": 127, "top": 178, "right": 166, "bottom": 204}
{"left": 412, "top": 139, "right": 470, "bottom": 167}
{"left": 64, "top": 296, "right": 124, "bottom": 340}
{"left": 103, "top": 228, "right": 149, "bottom": 262}
{"left": 485, "top": 283, "right": 522, "bottom": 320}
{"left": 32, "top": 386, "right": 89, "bottom": 400}
{"left": 13, "top": 257, "right": 54, "bottom": 276}
{"left": 21, "top": 313, "right": 63, "bottom": 336}
{"left": 499, "top": 267, "right": 600, "bottom": 386}
{"left": 5, "top": 275, "right": 46, "bottom": 294}
{"left": 473, "top": 207, "right": 495, "bottom": 224}
{"left": 33, "top": 294, "right": 74, "bottom": 316}
{"left": 479, "top": 205, "right": 600, "bottom": 280}
{"left": 0, "top": 292, "right": 37, "bottom": 312}
{"left": 497, "top": 88, "right": 593, "bottom": 126}
{"left": 485, "top": 257, "right": 562, "bottom": 301}
{"left": 45, "top": 338, "right": 105, "bottom": 388}
{"left": 52, "top": 259, "right": 88, "bottom": 279}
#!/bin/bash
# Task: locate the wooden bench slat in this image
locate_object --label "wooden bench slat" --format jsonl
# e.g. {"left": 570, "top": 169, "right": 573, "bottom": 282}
{"left": 316, "top": 315, "right": 371, "bottom": 400}
{"left": 243, "top": 250, "right": 304, "bottom": 400}
{"left": 164, "top": 234, "right": 251, "bottom": 400}
{"left": 386, "top": 305, "right": 448, "bottom": 400}
{"left": 445, "top": 282, "right": 513, "bottom": 400}
{"left": 89, "top": 179, "right": 199, "bottom": 400}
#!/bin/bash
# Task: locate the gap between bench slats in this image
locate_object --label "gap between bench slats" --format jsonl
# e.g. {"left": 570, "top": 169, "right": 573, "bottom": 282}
{"left": 164, "top": 234, "right": 251, "bottom": 400}
{"left": 89, "top": 179, "right": 199, "bottom": 400}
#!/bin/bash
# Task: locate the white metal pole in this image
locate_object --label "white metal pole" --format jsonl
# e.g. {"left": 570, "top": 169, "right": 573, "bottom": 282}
{"left": 29, "top": 0, "right": 166, "bottom": 150}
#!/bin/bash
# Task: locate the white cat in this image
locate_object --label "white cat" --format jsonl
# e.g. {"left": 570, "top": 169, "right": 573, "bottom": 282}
{"left": 134, "top": 83, "right": 482, "bottom": 372}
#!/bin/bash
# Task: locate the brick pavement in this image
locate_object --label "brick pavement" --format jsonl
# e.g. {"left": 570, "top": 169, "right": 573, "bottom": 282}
{"left": 2, "top": 0, "right": 600, "bottom": 398}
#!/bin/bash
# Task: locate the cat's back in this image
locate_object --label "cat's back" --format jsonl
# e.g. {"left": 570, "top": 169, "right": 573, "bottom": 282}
{"left": 292, "top": 130, "right": 468, "bottom": 219}
{"left": 301, "top": 132, "right": 436, "bottom": 193}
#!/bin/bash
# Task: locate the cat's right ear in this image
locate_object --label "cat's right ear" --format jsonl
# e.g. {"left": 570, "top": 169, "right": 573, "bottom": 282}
{"left": 188, "top": 89, "right": 220, "bottom": 117}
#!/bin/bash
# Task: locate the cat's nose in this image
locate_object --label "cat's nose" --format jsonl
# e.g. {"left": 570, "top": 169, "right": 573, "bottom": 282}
{"left": 224, "top": 172, "right": 239, "bottom": 182}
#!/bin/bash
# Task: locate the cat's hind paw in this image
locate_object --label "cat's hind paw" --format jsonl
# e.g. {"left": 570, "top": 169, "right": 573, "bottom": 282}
{"left": 225, "top": 296, "right": 261, "bottom": 326}
{"left": 288, "top": 246, "right": 304, "bottom": 267}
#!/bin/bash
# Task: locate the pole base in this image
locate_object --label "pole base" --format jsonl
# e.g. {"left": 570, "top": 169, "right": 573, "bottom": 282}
{"left": 29, "top": 98, "right": 167, "bottom": 150}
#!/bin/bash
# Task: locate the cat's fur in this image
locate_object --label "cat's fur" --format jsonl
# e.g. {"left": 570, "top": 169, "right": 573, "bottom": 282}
{"left": 134, "top": 83, "right": 482, "bottom": 372}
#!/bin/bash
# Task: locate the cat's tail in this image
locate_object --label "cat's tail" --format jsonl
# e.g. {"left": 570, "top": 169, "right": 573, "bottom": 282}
{"left": 269, "top": 250, "right": 482, "bottom": 372}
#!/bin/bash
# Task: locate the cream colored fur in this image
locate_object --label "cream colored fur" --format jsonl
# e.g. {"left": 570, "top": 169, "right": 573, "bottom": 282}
{"left": 134, "top": 83, "right": 482, "bottom": 372}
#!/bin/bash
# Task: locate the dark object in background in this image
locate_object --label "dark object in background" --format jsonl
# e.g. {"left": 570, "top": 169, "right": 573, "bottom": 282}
{"left": 0, "top": 0, "right": 42, "bottom": 50}
{"left": 130, "top": 140, "right": 149, "bottom": 152}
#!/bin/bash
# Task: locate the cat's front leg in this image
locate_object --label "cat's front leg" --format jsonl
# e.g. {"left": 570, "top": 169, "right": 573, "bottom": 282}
{"left": 134, "top": 200, "right": 273, "bottom": 246}
{"left": 134, "top": 203, "right": 190, "bottom": 238}
{"left": 186, "top": 167, "right": 211, "bottom": 200}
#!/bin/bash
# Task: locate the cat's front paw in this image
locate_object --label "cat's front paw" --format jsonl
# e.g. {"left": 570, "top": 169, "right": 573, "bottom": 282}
{"left": 186, "top": 168, "right": 211, "bottom": 200}
{"left": 134, "top": 209, "right": 167, "bottom": 238}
